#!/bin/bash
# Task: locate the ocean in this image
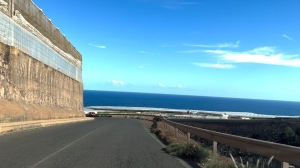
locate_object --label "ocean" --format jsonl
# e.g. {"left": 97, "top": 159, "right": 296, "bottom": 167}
{"left": 83, "top": 90, "right": 300, "bottom": 116}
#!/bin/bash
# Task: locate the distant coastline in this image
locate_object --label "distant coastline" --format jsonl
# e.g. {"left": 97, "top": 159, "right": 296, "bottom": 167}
{"left": 84, "top": 90, "right": 300, "bottom": 103}
{"left": 83, "top": 90, "right": 300, "bottom": 116}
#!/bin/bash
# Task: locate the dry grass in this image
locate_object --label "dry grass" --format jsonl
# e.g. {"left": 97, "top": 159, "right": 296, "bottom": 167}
{"left": 230, "top": 154, "right": 275, "bottom": 168}
{"left": 140, "top": 119, "right": 153, "bottom": 131}
{"left": 152, "top": 120, "right": 236, "bottom": 167}
{"left": 141, "top": 118, "right": 276, "bottom": 168}
{"left": 156, "top": 121, "right": 199, "bottom": 144}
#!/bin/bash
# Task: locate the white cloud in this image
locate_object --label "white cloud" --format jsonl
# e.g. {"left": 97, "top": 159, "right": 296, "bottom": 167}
{"left": 247, "top": 47, "right": 276, "bottom": 55}
{"left": 202, "top": 47, "right": 300, "bottom": 67}
{"left": 184, "top": 41, "right": 240, "bottom": 48}
{"left": 158, "top": 83, "right": 166, "bottom": 87}
{"left": 282, "top": 34, "right": 294, "bottom": 41}
{"left": 139, "top": 51, "right": 151, "bottom": 54}
{"left": 112, "top": 80, "right": 125, "bottom": 85}
{"left": 158, "top": 83, "right": 186, "bottom": 88}
{"left": 139, "top": 51, "right": 161, "bottom": 56}
{"left": 223, "top": 54, "right": 300, "bottom": 67}
{"left": 193, "top": 62, "right": 234, "bottom": 69}
{"left": 138, "top": 64, "right": 150, "bottom": 68}
{"left": 176, "top": 84, "right": 186, "bottom": 88}
{"left": 89, "top": 44, "right": 106, "bottom": 49}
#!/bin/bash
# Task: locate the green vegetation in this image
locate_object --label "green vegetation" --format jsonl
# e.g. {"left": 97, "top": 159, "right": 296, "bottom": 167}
{"left": 296, "top": 127, "right": 300, "bottom": 136}
{"left": 165, "top": 142, "right": 210, "bottom": 163}
{"left": 165, "top": 142, "right": 236, "bottom": 167}
{"left": 279, "top": 126, "right": 300, "bottom": 146}
{"left": 150, "top": 120, "right": 281, "bottom": 167}
{"left": 153, "top": 116, "right": 163, "bottom": 122}
{"left": 207, "top": 155, "right": 236, "bottom": 168}
{"left": 150, "top": 128, "right": 161, "bottom": 135}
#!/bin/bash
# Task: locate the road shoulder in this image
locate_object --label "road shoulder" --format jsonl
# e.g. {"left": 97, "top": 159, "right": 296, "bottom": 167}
{"left": 0, "top": 117, "right": 94, "bottom": 135}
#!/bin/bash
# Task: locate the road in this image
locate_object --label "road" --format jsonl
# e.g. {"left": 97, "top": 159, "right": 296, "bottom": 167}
{"left": 0, "top": 118, "right": 186, "bottom": 168}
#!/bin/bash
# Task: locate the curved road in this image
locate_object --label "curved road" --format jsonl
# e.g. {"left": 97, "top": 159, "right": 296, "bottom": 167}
{"left": 0, "top": 118, "right": 186, "bottom": 168}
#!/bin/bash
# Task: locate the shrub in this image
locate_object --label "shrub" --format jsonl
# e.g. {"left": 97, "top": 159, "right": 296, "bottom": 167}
{"left": 165, "top": 142, "right": 210, "bottom": 163}
{"left": 153, "top": 116, "right": 163, "bottom": 122}
{"left": 295, "top": 127, "right": 300, "bottom": 136}
{"left": 151, "top": 128, "right": 161, "bottom": 135}
{"left": 279, "top": 126, "right": 299, "bottom": 146}
{"left": 204, "top": 153, "right": 236, "bottom": 168}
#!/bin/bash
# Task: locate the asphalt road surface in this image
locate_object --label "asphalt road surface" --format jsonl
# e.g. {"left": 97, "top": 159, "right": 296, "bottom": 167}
{"left": 0, "top": 118, "right": 186, "bottom": 168}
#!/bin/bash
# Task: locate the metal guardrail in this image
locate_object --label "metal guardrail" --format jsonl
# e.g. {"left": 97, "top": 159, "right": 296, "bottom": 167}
{"left": 164, "top": 119, "right": 300, "bottom": 167}
{"left": 110, "top": 113, "right": 300, "bottom": 167}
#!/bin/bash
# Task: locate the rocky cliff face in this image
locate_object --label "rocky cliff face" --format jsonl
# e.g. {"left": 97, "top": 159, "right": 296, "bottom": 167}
{"left": 0, "top": 43, "right": 84, "bottom": 122}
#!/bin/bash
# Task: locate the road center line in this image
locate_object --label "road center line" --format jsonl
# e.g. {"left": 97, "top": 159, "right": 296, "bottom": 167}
{"left": 29, "top": 123, "right": 109, "bottom": 168}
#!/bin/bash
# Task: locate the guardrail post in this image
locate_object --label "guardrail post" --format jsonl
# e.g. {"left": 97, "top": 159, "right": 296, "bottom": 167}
{"left": 213, "top": 141, "right": 217, "bottom": 154}
{"left": 281, "top": 162, "right": 289, "bottom": 168}
{"left": 187, "top": 132, "right": 190, "bottom": 143}
{"left": 175, "top": 128, "right": 178, "bottom": 137}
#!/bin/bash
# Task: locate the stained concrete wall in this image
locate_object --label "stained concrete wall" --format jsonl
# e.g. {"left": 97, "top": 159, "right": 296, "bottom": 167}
{"left": 0, "top": 42, "right": 84, "bottom": 122}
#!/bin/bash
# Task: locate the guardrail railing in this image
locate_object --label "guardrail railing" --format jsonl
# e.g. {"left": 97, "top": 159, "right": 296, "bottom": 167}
{"left": 108, "top": 113, "right": 300, "bottom": 168}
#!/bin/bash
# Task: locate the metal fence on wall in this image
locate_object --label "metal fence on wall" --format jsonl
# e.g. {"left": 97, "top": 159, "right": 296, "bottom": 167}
{"left": 0, "top": 11, "right": 82, "bottom": 82}
{"left": 13, "top": 0, "right": 82, "bottom": 62}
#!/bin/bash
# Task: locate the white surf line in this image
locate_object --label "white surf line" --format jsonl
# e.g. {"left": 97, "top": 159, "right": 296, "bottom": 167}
{"left": 29, "top": 123, "right": 110, "bottom": 168}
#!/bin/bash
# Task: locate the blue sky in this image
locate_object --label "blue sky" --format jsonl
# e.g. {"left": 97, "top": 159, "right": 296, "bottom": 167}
{"left": 33, "top": 0, "right": 300, "bottom": 102}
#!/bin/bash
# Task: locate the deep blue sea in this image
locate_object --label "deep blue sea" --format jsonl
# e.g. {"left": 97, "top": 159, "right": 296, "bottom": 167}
{"left": 83, "top": 90, "right": 300, "bottom": 116}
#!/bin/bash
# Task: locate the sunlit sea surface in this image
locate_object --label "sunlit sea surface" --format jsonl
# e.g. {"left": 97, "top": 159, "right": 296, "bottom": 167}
{"left": 84, "top": 90, "right": 300, "bottom": 117}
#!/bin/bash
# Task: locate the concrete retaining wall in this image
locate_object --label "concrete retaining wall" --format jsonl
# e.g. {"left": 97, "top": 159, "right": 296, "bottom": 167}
{"left": 0, "top": 42, "right": 84, "bottom": 122}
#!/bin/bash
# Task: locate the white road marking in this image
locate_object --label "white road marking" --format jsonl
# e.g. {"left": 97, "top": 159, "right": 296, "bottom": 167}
{"left": 29, "top": 123, "right": 109, "bottom": 168}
